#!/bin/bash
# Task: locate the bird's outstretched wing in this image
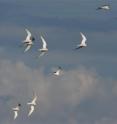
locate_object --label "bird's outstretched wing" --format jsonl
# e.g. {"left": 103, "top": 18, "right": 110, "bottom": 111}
{"left": 28, "top": 105, "right": 35, "bottom": 116}
{"left": 41, "top": 36, "right": 47, "bottom": 49}
{"left": 24, "top": 45, "right": 32, "bottom": 52}
{"left": 58, "top": 66, "right": 62, "bottom": 70}
{"left": 14, "top": 111, "right": 18, "bottom": 120}
{"left": 25, "top": 29, "right": 31, "bottom": 37}
{"left": 38, "top": 52, "right": 45, "bottom": 58}
{"left": 80, "top": 32, "right": 87, "bottom": 44}
{"left": 32, "top": 95, "right": 37, "bottom": 104}
{"left": 25, "top": 29, "right": 32, "bottom": 41}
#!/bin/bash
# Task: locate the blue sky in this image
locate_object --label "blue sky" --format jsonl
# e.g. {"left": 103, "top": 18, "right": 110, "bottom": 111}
{"left": 0, "top": 0, "right": 117, "bottom": 124}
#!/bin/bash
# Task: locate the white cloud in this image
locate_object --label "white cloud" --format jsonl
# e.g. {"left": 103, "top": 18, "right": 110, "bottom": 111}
{"left": 0, "top": 58, "right": 104, "bottom": 124}
{"left": 0, "top": 54, "right": 116, "bottom": 124}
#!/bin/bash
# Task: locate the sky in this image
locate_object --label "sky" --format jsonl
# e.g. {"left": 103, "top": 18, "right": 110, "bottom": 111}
{"left": 0, "top": 0, "right": 117, "bottom": 124}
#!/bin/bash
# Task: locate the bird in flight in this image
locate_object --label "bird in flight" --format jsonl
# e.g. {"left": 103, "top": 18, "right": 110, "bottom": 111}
{"left": 53, "top": 66, "right": 63, "bottom": 76}
{"left": 38, "top": 35, "right": 48, "bottom": 57}
{"left": 27, "top": 92, "right": 37, "bottom": 117}
{"left": 96, "top": 5, "right": 110, "bottom": 10}
{"left": 12, "top": 103, "right": 21, "bottom": 120}
{"left": 75, "top": 32, "right": 87, "bottom": 50}
{"left": 22, "top": 29, "right": 35, "bottom": 52}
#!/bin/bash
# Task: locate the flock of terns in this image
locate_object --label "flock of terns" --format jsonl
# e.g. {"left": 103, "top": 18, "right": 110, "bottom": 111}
{"left": 12, "top": 29, "right": 87, "bottom": 120}
{"left": 23, "top": 29, "right": 87, "bottom": 53}
{"left": 11, "top": 4, "right": 110, "bottom": 120}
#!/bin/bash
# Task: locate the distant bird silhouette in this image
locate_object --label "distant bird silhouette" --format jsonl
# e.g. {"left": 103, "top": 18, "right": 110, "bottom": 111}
{"left": 96, "top": 5, "right": 110, "bottom": 10}
{"left": 53, "top": 66, "right": 63, "bottom": 76}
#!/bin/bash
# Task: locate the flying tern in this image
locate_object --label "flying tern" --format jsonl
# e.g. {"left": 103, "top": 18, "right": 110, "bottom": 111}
{"left": 53, "top": 66, "right": 63, "bottom": 76}
{"left": 96, "top": 5, "right": 110, "bottom": 10}
{"left": 12, "top": 103, "right": 21, "bottom": 120}
{"left": 75, "top": 32, "right": 87, "bottom": 49}
{"left": 22, "top": 29, "right": 35, "bottom": 52}
{"left": 38, "top": 35, "right": 48, "bottom": 57}
{"left": 27, "top": 93, "right": 37, "bottom": 117}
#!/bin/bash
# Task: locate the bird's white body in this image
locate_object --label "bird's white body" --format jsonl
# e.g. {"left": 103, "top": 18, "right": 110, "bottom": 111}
{"left": 23, "top": 29, "right": 34, "bottom": 52}
{"left": 38, "top": 36, "right": 48, "bottom": 56}
{"left": 27, "top": 94, "right": 37, "bottom": 116}
{"left": 76, "top": 32, "right": 87, "bottom": 49}
{"left": 54, "top": 70, "right": 61, "bottom": 76}
{"left": 97, "top": 5, "right": 110, "bottom": 10}
{"left": 53, "top": 67, "right": 62, "bottom": 76}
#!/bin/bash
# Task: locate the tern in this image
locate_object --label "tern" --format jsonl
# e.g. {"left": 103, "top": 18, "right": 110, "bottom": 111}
{"left": 38, "top": 35, "right": 48, "bottom": 57}
{"left": 27, "top": 93, "right": 37, "bottom": 117}
{"left": 22, "top": 29, "right": 35, "bottom": 52}
{"left": 53, "top": 66, "right": 62, "bottom": 76}
{"left": 96, "top": 5, "right": 110, "bottom": 10}
{"left": 75, "top": 32, "right": 87, "bottom": 49}
{"left": 12, "top": 103, "right": 21, "bottom": 120}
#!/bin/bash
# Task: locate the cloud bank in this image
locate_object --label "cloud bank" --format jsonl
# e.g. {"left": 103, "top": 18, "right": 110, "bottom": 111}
{"left": 0, "top": 57, "right": 116, "bottom": 124}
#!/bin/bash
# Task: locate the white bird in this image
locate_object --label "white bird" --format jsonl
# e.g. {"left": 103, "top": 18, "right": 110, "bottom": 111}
{"left": 27, "top": 93, "right": 37, "bottom": 117}
{"left": 75, "top": 32, "right": 87, "bottom": 49}
{"left": 53, "top": 66, "right": 62, "bottom": 76}
{"left": 22, "top": 29, "right": 35, "bottom": 52}
{"left": 96, "top": 5, "right": 110, "bottom": 10}
{"left": 38, "top": 36, "right": 48, "bottom": 57}
{"left": 12, "top": 103, "right": 21, "bottom": 120}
